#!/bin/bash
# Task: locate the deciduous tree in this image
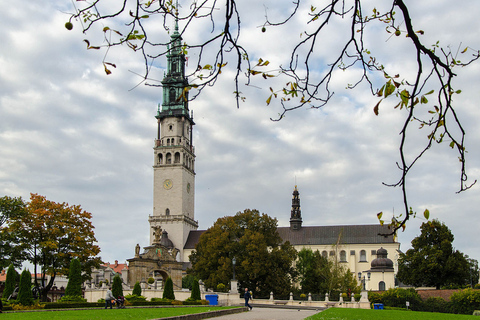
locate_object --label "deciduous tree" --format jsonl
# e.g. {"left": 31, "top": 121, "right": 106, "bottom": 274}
{"left": 65, "top": 0, "right": 479, "bottom": 234}
{"left": 397, "top": 219, "right": 476, "bottom": 289}
{"left": 189, "top": 209, "right": 297, "bottom": 297}
{"left": 8, "top": 193, "right": 102, "bottom": 302}
{"left": 0, "top": 196, "right": 27, "bottom": 269}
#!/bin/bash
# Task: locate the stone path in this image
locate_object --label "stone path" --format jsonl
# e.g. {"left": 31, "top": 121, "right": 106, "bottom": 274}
{"left": 210, "top": 307, "right": 322, "bottom": 320}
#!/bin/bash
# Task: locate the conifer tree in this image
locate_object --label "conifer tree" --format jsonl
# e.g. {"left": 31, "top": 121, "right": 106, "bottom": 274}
{"left": 112, "top": 274, "right": 123, "bottom": 298}
{"left": 65, "top": 258, "right": 82, "bottom": 297}
{"left": 3, "top": 264, "right": 17, "bottom": 299}
{"left": 190, "top": 279, "right": 200, "bottom": 301}
{"left": 132, "top": 281, "right": 141, "bottom": 296}
{"left": 17, "top": 269, "right": 33, "bottom": 306}
{"left": 163, "top": 277, "right": 175, "bottom": 300}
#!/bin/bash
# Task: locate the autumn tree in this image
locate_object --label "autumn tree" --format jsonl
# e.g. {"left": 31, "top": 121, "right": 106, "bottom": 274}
{"left": 8, "top": 193, "right": 102, "bottom": 302}
{"left": 189, "top": 209, "right": 297, "bottom": 298}
{"left": 66, "top": 0, "right": 479, "bottom": 234}
{"left": 0, "top": 196, "right": 27, "bottom": 269}
{"left": 397, "top": 219, "right": 477, "bottom": 289}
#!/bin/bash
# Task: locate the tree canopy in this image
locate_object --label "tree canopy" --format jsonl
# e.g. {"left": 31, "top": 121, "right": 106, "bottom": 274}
{"left": 65, "top": 0, "right": 479, "bottom": 234}
{"left": 0, "top": 196, "right": 27, "bottom": 269}
{"left": 397, "top": 219, "right": 478, "bottom": 289}
{"left": 189, "top": 209, "right": 297, "bottom": 297}
{"left": 7, "top": 193, "right": 102, "bottom": 301}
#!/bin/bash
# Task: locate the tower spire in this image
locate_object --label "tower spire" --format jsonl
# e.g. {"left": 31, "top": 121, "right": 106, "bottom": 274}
{"left": 290, "top": 185, "right": 302, "bottom": 230}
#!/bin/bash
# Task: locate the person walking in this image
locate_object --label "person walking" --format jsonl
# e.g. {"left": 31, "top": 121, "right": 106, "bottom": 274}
{"left": 105, "top": 287, "right": 115, "bottom": 309}
{"left": 244, "top": 288, "right": 252, "bottom": 310}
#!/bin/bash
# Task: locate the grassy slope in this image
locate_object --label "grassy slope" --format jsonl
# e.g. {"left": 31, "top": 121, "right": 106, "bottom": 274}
{"left": 0, "top": 306, "right": 238, "bottom": 320}
{"left": 306, "top": 308, "right": 479, "bottom": 320}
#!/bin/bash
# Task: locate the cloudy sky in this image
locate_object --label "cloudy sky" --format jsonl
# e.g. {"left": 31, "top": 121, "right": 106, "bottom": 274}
{"left": 1, "top": 0, "right": 480, "bottom": 267}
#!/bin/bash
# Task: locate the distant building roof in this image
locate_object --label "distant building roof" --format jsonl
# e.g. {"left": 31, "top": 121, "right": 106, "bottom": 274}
{"left": 102, "top": 260, "right": 128, "bottom": 273}
{"left": 184, "top": 224, "right": 395, "bottom": 250}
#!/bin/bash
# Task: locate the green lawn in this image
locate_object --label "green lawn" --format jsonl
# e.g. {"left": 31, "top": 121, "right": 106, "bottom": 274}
{"left": 306, "top": 308, "right": 479, "bottom": 320}
{"left": 0, "top": 306, "right": 239, "bottom": 320}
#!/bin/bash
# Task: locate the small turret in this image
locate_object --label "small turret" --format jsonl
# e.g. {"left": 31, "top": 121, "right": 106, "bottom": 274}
{"left": 290, "top": 185, "right": 302, "bottom": 230}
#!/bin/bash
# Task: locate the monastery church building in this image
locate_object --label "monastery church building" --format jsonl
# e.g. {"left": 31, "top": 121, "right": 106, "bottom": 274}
{"left": 126, "top": 17, "right": 400, "bottom": 292}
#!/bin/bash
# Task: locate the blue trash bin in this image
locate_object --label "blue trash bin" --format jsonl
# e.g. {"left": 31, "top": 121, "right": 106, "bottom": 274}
{"left": 373, "top": 303, "right": 384, "bottom": 310}
{"left": 205, "top": 294, "right": 219, "bottom": 306}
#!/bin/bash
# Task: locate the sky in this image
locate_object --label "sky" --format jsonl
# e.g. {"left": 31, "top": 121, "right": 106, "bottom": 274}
{"left": 1, "top": 0, "right": 480, "bottom": 267}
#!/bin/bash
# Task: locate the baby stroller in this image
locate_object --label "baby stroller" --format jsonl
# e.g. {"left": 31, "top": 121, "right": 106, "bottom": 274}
{"left": 114, "top": 296, "right": 126, "bottom": 309}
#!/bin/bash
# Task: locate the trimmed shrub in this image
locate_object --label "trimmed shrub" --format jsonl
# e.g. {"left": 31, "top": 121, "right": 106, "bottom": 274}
{"left": 147, "top": 277, "right": 155, "bottom": 284}
{"left": 132, "top": 281, "right": 142, "bottom": 296}
{"left": 17, "top": 269, "right": 33, "bottom": 306}
{"left": 65, "top": 258, "right": 82, "bottom": 297}
{"left": 124, "top": 294, "right": 147, "bottom": 302}
{"left": 112, "top": 274, "right": 123, "bottom": 298}
{"left": 3, "top": 265, "right": 17, "bottom": 300}
{"left": 216, "top": 283, "right": 226, "bottom": 292}
{"left": 191, "top": 279, "right": 201, "bottom": 301}
{"left": 376, "top": 288, "right": 422, "bottom": 310}
{"left": 419, "top": 297, "right": 453, "bottom": 314}
{"left": 59, "top": 295, "right": 86, "bottom": 303}
{"left": 163, "top": 277, "right": 175, "bottom": 300}
{"left": 354, "top": 293, "right": 361, "bottom": 302}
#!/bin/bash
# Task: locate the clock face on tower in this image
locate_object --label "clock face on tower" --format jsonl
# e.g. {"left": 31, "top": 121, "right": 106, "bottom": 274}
{"left": 163, "top": 179, "right": 173, "bottom": 190}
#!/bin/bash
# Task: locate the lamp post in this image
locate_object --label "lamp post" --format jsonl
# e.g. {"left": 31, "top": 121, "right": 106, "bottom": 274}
{"left": 358, "top": 271, "right": 371, "bottom": 290}
{"left": 232, "top": 257, "right": 236, "bottom": 281}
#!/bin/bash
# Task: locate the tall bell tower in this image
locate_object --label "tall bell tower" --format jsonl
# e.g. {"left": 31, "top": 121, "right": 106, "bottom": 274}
{"left": 148, "top": 16, "right": 198, "bottom": 262}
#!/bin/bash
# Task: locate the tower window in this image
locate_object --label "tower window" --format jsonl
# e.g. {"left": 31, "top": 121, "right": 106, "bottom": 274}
{"left": 167, "top": 138, "right": 170, "bottom": 146}
{"left": 165, "top": 208, "right": 170, "bottom": 216}
{"left": 158, "top": 153, "right": 163, "bottom": 165}
{"left": 169, "top": 88, "right": 176, "bottom": 104}
{"left": 174, "top": 152, "right": 180, "bottom": 163}
{"left": 171, "top": 138, "right": 175, "bottom": 145}
{"left": 166, "top": 153, "right": 172, "bottom": 164}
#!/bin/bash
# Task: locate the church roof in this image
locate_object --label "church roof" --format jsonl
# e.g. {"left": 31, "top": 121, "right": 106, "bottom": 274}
{"left": 184, "top": 224, "right": 395, "bottom": 249}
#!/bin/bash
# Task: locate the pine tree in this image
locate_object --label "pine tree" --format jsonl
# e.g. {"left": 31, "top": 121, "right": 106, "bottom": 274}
{"left": 3, "top": 264, "right": 17, "bottom": 299}
{"left": 112, "top": 274, "right": 123, "bottom": 298}
{"left": 163, "top": 277, "right": 175, "bottom": 300}
{"left": 65, "top": 258, "right": 82, "bottom": 297}
{"left": 17, "top": 269, "right": 33, "bottom": 306}
{"left": 190, "top": 279, "right": 200, "bottom": 301}
{"left": 132, "top": 281, "right": 142, "bottom": 296}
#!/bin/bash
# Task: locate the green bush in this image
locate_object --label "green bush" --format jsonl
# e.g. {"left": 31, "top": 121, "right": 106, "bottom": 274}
{"left": 58, "top": 295, "right": 87, "bottom": 303}
{"left": 65, "top": 258, "right": 82, "bottom": 297}
{"left": 124, "top": 294, "right": 147, "bottom": 302}
{"left": 354, "top": 293, "right": 361, "bottom": 302}
{"left": 191, "top": 279, "right": 201, "bottom": 301}
{"left": 451, "top": 288, "right": 480, "bottom": 315}
{"left": 147, "top": 277, "right": 155, "bottom": 284}
{"left": 132, "top": 281, "right": 142, "bottom": 296}
{"left": 419, "top": 297, "right": 453, "bottom": 314}
{"left": 150, "top": 297, "right": 173, "bottom": 304}
{"left": 217, "top": 283, "right": 226, "bottom": 292}
{"left": 17, "top": 269, "right": 33, "bottom": 306}
{"left": 112, "top": 274, "right": 123, "bottom": 298}
{"left": 376, "top": 288, "right": 422, "bottom": 310}
{"left": 163, "top": 277, "right": 175, "bottom": 300}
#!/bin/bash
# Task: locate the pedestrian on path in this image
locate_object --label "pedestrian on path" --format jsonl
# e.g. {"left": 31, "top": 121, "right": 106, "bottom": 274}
{"left": 105, "top": 287, "right": 115, "bottom": 309}
{"left": 244, "top": 288, "right": 252, "bottom": 310}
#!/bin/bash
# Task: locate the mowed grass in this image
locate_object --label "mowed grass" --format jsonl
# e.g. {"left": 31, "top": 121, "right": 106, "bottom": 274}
{"left": 0, "top": 306, "right": 240, "bottom": 320}
{"left": 306, "top": 308, "right": 479, "bottom": 320}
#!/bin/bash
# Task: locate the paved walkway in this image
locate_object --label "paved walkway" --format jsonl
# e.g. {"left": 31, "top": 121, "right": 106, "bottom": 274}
{"left": 210, "top": 307, "right": 321, "bottom": 320}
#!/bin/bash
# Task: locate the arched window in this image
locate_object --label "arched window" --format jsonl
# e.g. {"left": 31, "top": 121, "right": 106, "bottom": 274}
{"left": 167, "top": 138, "right": 170, "bottom": 146}
{"left": 322, "top": 251, "right": 328, "bottom": 258}
{"left": 165, "top": 208, "right": 170, "bottom": 216}
{"left": 360, "top": 250, "right": 367, "bottom": 262}
{"left": 171, "top": 138, "right": 175, "bottom": 145}
{"left": 158, "top": 153, "right": 163, "bottom": 165}
{"left": 169, "top": 88, "right": 176, "bottom": 103}
{"left": 166, "top": 153, "right": 172, "bottom": 164}
{"left": 340, "top": 250, "right": 347, "bottom": 262}
{"left": 379, "top": 281, "right": 386, "bottom": 291}
{"left": 174, "top": 152, "right": 180, "bottom": 163}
